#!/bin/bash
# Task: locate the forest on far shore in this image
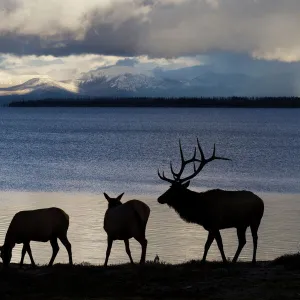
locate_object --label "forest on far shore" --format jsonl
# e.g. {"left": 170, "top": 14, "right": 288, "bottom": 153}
{"left": 5, "top": 96, "right": 300, "bottom": 108}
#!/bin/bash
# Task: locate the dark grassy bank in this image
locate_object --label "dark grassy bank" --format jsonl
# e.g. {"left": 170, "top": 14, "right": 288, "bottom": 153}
{"left": 5, "top": 96, "right": 300, "bottom": 108}
{"left": 1, "top": 254, "right": 300, "bottom": 300}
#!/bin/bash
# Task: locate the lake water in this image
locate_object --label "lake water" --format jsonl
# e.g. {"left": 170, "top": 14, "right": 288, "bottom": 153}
{"left": 0, "top": 107, "right": 299, "bottom": 265}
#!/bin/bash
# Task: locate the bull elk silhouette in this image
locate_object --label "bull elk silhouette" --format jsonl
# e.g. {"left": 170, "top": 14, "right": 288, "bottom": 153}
{"left": 103, "top": 192, "right": 150, "bottom": 266}
{"left": 157, "top": 138, "right": 264, "bottom": 264}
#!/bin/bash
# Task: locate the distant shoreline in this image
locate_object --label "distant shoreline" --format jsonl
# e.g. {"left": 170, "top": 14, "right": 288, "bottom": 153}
{"left": 5, "top": 96, "right": 300, "bottom": 108}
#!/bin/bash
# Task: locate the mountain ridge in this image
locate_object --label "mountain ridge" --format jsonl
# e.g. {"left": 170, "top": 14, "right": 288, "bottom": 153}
{"left": 1, "top": 63, "right": 299, "bottom": 103}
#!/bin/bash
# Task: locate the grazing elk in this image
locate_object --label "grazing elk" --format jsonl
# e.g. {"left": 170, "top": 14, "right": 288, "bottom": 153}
{"left": 157, "top": 138, "right": 264, "bottom": 264}
{"left": 103, "top": 192, "right": 150, "bottom": 266}
{"left": 0, "top": 207, "right": 73, "bottom": 268}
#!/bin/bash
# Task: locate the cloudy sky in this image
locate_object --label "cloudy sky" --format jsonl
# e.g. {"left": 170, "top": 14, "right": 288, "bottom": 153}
{"left": 1, "top": 0, "right": 300, "bottom": 81}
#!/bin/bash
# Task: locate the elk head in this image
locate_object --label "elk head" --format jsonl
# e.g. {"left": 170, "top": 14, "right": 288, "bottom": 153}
{"left": 0, "top": 244, "right": 12, "bottom": 267}
{"left": 157, "top": 138, "right": 231, "bottom": 205}
{"left": 104, "top": 192, "right": 124, "bottom": 209}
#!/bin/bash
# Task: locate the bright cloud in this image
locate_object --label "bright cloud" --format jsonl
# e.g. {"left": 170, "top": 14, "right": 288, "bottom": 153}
{"left": 0, "top": 54, "right": 120, "bottom": 80}
{"left": 0, "top": 53, "right": 203, "bottom": 81}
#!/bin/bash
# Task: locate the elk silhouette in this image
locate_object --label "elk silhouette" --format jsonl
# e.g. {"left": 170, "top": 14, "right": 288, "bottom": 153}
{"left": 0, "top": 207, "right": 73, "bottom": 268}
{"left": 103, "top": 192, "right": 150, "bottom": 266}
{"left": 157, "top": 138, "right": 264, "bottom": 264}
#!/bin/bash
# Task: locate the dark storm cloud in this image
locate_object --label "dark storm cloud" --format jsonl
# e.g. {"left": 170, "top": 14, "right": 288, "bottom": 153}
{"left": 0, "top": 1, "right": 150, "bottom": 57}
{"left": 1, "top": 0, "right": 300, "bottom": 61}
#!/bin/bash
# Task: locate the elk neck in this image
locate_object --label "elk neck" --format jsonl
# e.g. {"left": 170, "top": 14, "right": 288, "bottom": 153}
{"left": 107, "top": 201, "right": 123, "bottom": 211}
{"left": 3, "top": 228, "right": 16, "bottom": 249}
{"left": 168, "top": 188, "right": 209, "bottom": 225}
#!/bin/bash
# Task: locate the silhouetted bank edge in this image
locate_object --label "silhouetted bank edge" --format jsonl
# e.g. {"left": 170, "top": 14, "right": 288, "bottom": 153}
{"left": 5, "top": 96, "right": 300, "bottom": 108}
{"left": 0, "top": 253, "right": 299, "bottom": 300}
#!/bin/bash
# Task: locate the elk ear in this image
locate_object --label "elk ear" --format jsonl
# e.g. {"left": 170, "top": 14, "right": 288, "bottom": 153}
{"left": 116, "top": 193, "right": 124, "bottom": 201}
{"left": 183, "top": 181, "right": 190, "bottom": 188}
{"left": 103, "top": 193, "right": 111, "bottom": 202}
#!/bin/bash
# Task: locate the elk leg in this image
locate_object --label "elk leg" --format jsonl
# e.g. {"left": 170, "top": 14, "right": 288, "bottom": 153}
{"left": 201, "top": 231, "right": 215, "bottom": 263}
{"left": 26, "top": 243, "right": 36, "bottom": 267}
{"left": 48, "top": 238, "right": 59, "bottom": 266}
{"left": 59, "top": 234, "right": 73, "bottom": 265}
{"left": 250, "top": 222, "right": 260, "bottom": 264}
{"left": 214, "top": 230, "right": 227, "bottom": 263}
{"left": 135, "top": 236, "right": 148, "bottom": 264}
{"left": 232, "top": 227, "right": 247, "bottom": 263}
{"left": 104, "top": 237, "right": 113, "bottom": 267}
{"left": 124, "top": 239, "right": 134, "bottom": 264}
{"left": 140, "top": 238, "right": 148, "bottom": 264}
{"left": 19, "top": 243, "right": 27, "bottom": 267}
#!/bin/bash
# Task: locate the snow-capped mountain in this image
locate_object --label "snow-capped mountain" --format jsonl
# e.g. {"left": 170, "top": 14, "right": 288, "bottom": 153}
{"left": 80, "top": 65, "right": 161, "bottom": 94}
{"left": 79, "top": 72, "right": 180, "bottom": 97}
{"left": 0, "top": 76, "right": 81, "bottom": 101}
{"left": 0, "top": 75, "right": 36, "bottom": 88}
{"left": 80, "top": 65, "right": 153, "bottom": 82}
{"left": 78, "top": 64, "right": 188, "bottom": 97}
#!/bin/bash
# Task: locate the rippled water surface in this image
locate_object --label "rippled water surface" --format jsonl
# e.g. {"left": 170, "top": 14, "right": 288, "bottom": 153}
{"left": 0, "top": 107, "right": 299, "bottom": 265}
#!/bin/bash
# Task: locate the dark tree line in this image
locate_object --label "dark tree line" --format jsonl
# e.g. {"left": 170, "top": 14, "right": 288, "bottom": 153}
{"left": 6, "top": 96, "right": 300, "bottom": 108}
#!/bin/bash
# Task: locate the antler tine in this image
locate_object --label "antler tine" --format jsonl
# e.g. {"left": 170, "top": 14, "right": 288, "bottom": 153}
{"left": 157, "top": 168, "right": 162, "bottom": 179}
{"left": 192, "top": 146, "right": 197, "bottom": 160}
{"left": 214, "top": 156, "right": 232, "bottom": 161}
{"left": 210, "top": 143, "right": 232, "bottom": 161}
{"left": 169, "top": 139, "right": 190, "bottom": 181}
{"left": 212, "top": 143, "right": 216, "bottom": 157}
{"left": 157, "top": 168, "right": 174, "bottom": 184}
{"left": 193, "top": 161, "right": 197, "bottom": 173}
{"left": 170, "top": 161, "right": 177, "bottom": 180}
{"left": 196, "top": 138, "right": 205, "bottom": 161}
{"left": 179, "top": 139, "right": 185, "bottom": 163}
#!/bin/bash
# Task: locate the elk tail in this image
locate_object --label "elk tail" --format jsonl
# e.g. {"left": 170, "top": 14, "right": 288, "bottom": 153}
{"left": 61, "top": 210, "right": 70, "bottom": 223}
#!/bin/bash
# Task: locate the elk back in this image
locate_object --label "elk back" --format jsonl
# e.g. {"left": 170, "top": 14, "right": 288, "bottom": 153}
{"left": 104, "top": 200, "right": 150, "bottom": 240}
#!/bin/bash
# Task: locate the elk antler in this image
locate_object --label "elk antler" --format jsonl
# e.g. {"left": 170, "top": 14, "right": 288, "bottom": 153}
{"left": 158, "top": 139, "right": 199, "bottom": 184}
{"left": 157, "top": 138, "right": 231, "bottom": 184}
{"left": 177, "top": 138, "right": 231, "bottom": 184}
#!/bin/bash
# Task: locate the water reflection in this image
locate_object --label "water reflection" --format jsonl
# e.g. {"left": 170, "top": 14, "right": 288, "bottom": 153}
{"left": 0, "top": 190, "right": 299, "bottom": 265}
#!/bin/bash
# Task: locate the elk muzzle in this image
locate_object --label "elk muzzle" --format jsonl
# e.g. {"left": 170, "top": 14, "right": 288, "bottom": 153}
{"left": 157, "top": 195, "right": 166, "bottom": 204}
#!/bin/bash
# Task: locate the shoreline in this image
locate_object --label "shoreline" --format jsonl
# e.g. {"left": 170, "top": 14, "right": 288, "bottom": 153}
{"left": 1, "top": 188, "right": 300, "bottom": 197}
{"left": 1, "top": 254, "right": 300, "bottom": 299}
{"left": 1, "top": 190, "right": 300, "bottom": 267}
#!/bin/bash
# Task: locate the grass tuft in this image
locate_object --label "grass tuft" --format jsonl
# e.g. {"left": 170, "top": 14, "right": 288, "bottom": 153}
{"left": 272, "top": 253, "right": 300, "bottom": 269}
